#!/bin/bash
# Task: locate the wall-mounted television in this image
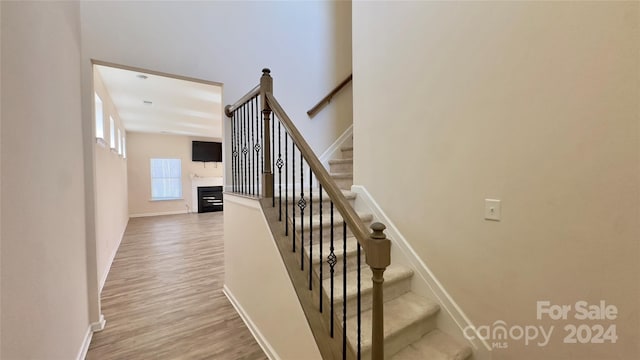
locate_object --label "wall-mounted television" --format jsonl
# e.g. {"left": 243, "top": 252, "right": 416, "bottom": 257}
{"left": 192, "top": 141, "right": 222, "bottom": 162}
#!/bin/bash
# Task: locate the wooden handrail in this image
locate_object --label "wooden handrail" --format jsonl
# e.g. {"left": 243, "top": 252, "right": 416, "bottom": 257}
{"left": 267, "top": 92, "right": 370, "bottom": 251}
{"left": 224, "top": 84, "right": 260, "bottom": 117}
{"left": 306, "top": 74, "right": 353, "bottom": 118}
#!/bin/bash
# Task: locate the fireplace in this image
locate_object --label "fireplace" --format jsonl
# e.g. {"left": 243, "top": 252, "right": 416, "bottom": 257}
{"left": 197, "top": 186, "right": 223, "bottom": 213}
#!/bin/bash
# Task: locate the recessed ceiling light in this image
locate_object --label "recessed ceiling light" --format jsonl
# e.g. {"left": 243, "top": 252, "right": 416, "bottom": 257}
{"left": 143, "top": 100, "right": 153, "bottom": 105}
{"left": 137, "top": 74, "right": 148, "bottom": 79}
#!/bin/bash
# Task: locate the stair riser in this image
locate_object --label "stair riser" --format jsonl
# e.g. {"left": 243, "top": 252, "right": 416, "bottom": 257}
{"left": 278, "top": 197, "right": 356, "bottom": 216}
{"left": 362, "top": 317, "right": 438, "bottom": 360}
{"left": 313, "top": 251, "right": 365, "bottom": 280}
{"left": 289, "top": 218, "right": 371, "bottom": 243}
{"left": 333, "top": 176, "right": 353, "bottom": 191}
{"left": 330, "top": 162, "right": 353, "bottom": 174}
{"left": 341, "top": 148, "right": 353, "bottom": 159}
{"left": 334, "top": 276, "right": 412, "bottom": 318}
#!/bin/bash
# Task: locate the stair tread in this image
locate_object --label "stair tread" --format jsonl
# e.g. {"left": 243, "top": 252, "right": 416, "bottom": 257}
{"left": 330, "top": 172, "right": 353, "bottom": 179}
{"left": 293, "top": 212, "right": 373, "bottom": 229}
{"left": 346, "top": 292, "right": 440, "bottom": 352}
{"left": 324, "top": 264, "right": 414, "bottom": 302}
{"left": 280, "top": 189, "right": 356, "bottom": 201}
{"left": 390, "top": 329, "right": 473, "bottom": 360}
{"left": 341, "top": 146, "right": 354, "bottom": 151}
{"left": 329, "top": 158, "right": 353, "bottom": 165}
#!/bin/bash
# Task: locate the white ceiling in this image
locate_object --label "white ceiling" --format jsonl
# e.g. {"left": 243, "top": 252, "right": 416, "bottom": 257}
{"left": 95, "top": 65, "right": 222, "bottom": 139}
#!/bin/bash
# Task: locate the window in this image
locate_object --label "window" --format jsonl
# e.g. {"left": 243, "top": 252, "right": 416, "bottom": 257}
{"left": 95, "top": 94, "right": 104, "bottom": 140}
{"left": 122, "top": 136, "right": 127, "bottom": 159}
{"left": 150, "top": 158, "right": 182, "bottom": 200}
{"left": 109, "top": 116, "right": 116, "bottom": 149}
{"left": 117, "top": 128, "right": 122, "bottom": 155}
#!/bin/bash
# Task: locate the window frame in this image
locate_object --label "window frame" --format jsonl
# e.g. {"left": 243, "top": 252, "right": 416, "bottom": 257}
{"left": 149, "top": 158, "right": 182, "bottom": 201}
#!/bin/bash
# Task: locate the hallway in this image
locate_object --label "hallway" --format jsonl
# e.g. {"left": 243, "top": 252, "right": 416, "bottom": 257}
{"left": 87, "top": 213, "right": 267, "bottom": 359}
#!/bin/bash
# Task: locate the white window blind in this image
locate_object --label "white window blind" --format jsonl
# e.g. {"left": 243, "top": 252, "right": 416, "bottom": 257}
{"left": 150, "top": 158, "right": 182, "bottom": 200}
{"left": 95, "top": 94, "right": 104, "bottom": 140}
{"left": 122, "top": 136, "right": 127, "bottom": 159}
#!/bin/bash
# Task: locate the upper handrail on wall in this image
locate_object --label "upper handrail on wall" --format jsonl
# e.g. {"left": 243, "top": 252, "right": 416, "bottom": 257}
{"left": 306, "top": 74, "right": 352, "bottom": 118}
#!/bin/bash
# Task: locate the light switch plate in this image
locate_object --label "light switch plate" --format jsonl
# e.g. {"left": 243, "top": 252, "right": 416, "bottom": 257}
{"left": 485, "top": 199, "right": 501, "bottom": 221}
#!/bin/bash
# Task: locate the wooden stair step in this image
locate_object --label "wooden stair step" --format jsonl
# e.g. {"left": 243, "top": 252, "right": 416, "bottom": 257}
{"left": 390, "top": 329, "right": 473, "bottom": 360}
{"left": 346, "top": 292, "right": 440, "bottom": 358}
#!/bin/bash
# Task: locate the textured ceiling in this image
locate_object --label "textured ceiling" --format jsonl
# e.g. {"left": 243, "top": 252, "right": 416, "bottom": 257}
{"left": 95, "top": 65, "right": 222, "bottom": 139}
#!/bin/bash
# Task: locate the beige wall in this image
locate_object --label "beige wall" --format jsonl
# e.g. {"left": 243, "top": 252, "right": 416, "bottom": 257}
{"left": 79, "top": 1, "right": 353, "bottom": 186}
{"left": 353, "top": 2, "right": 639, "bottom": 359}
{"left": 224, "top": 195, "right": 322, "bottom": 360}
{"left": 93, "top": 69, "right": 129, "bottom": 291}
{"left": 127, "top": 132, "right": 222, "bottom": 216}
{"left": 1, "top": 2, "right": 90, "bottom": 358}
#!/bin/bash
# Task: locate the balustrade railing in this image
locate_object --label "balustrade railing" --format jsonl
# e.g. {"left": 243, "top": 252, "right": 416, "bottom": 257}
{"left": 225, "top": 69, "right": 390, "bottom": 360}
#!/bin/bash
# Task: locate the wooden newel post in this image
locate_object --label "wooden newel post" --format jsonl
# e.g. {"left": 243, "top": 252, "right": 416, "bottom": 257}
{"left": 366, "top": 222, "right": 391, "bottom": 360}
{"left": 260, "top": 68, "right": 274, "bottom": 198}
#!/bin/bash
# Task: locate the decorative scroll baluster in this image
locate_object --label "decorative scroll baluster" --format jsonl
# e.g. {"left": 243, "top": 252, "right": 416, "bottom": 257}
{"left": 308, "top": 172, "right": 313, "bottom": 291}
{"left": 298, "top": 152, "right": 305, "bottom": 271}
{"left": 243, "top": 105, "right": 248, "bottom": 194}
{"left": 328, "top": 201, "right": 336, "bottom": 337}
{"left": 231, "top": 113, "right": 236, "bottom": 192}
{"left": 245, "top": 103, "right": 255, "bottom": 195}
{"left": 276, "top": 121, "right": 283, "bottom": 221}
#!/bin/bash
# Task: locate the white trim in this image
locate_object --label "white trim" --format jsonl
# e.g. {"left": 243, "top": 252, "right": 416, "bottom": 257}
{"left": 76, "top": 326, "right": 93, "bottom": 360}
{"left": 224, "top": 193, "right": 261, "bottom": 209}
{"left": 91, "top": 314, "right": 106, "bottom": 332}
{"left": 318, "top": 124, "right": 353, "bottom": 168}
{"left": 99, "top": 222, "right": 127, "bottom": 292}
{"left": 129, "top": 209, "right": 189, "bottom": 218}
{"left": 223, "top": 285, "right": 279, "bottom": 360}
{"left": 351, "top": 185, "right": 492, "bottom": 359}
{"left": 76, "top": 315, "right": 107, "bottom": 360}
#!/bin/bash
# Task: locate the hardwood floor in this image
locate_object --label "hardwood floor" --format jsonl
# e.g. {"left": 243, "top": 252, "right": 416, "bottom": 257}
{"left": 86, "top": 213, "right": 267, "bottom": 360}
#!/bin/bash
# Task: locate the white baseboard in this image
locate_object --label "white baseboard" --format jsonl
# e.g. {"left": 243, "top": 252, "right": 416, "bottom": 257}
{"left": 76, "top": 326, "right": 93, "bottom": 360}
{"left": 129, "top": 210, "right": 189, "bottom": 218}
{"left": 99, "top": 222, "right": 128, "bottom": 292}
{"left": 318, "top": 124, "right": 353, "bottom": 168}
{"left": 76, "top": 315, "right": 107, "bottom": 360}
{"left": 91, "top": 314, "right": 106, "bottom": 332}
{"left": 351, "top": 185, "right": 492, "bottom": 359}
{"left": 223, "top": 285, "right": 279, "bottom": 360}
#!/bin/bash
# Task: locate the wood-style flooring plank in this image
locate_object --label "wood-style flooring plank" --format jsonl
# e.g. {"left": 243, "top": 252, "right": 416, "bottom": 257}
{"left": 86, "top": 213, "right": 267, "bottom": 360}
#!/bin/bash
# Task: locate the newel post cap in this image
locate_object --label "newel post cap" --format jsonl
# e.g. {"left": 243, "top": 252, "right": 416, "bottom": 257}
{"left": 366, "top": 222, "right": 391, "bottom": 269}
{"left": 262, "top": 68, "right": 271, "bottom": 75}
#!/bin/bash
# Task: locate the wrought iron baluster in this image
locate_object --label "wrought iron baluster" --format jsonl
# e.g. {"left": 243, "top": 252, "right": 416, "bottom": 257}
{"left": 247, "top": 103, "right": 252, "bottom": 195}
{"left": 231, "top": 112, "right": 236, "bottom": 192}
{"left": 276, "top": 120, "right": 283, "bottom": 221}
{"left": 328, "top": 201, "right": 336, "bottom": 337}
{"left": 308, "top": 170, "right": 313, "bottom": 291}
{"left": 343, "top": 222, "right": 347, "bottom": 359}
{"left": 254, "top": 98, "right": 260, "bottom": 196}
{"left": 319, "top": 183, "right": 323, "bottom": 312}
{"left": 285, "top": 132, "right": 289, "bottom": 236}
{"left": 272, "top": 109, "right": 276, "bottom": 207}
{"left": 299, "top": 152, "right": 305, "bottom": 271}
{"left": 258, "top": 97, "right": 263, "bottom": 196}
{"left": 242, "top": 105, "right": 248, "bottom": 194}
{"left": 357, "top": 240, "right": 362, "bottom": 359}
{"left": 292, "top": 144, "right": 296, "bottom": 252}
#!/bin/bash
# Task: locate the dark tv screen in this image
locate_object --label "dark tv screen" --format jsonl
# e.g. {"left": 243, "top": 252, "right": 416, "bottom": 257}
{"left": 192, "top": 141, "right": 222, "bottom": 162}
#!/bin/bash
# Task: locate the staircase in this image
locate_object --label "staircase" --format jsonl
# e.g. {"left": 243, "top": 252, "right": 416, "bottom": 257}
{"left": 226, "top": 69, "right": 474, "bottom": 359}
{"left": 283, "top": 140, "right": 473, "bottom": 360}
